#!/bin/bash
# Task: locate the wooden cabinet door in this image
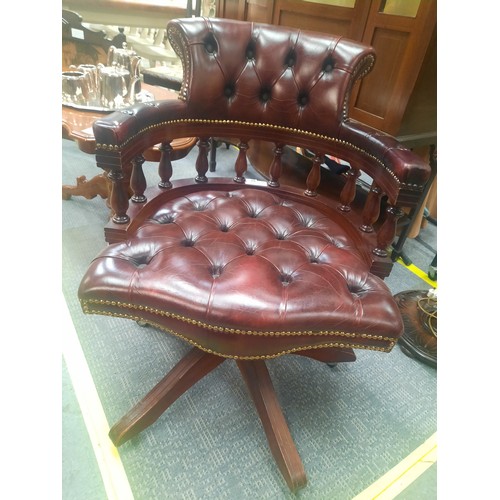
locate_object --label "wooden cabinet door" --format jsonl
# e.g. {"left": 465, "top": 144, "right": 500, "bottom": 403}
{"left": 349, "top": 0, "right": 437, "bottom": 135}
{"left": 272, "top": 0, "right": 371, "bottom": 39}
{"left": 215, "top": 0, "right": 436, "bottom": 136}
{"left": 242, "top": 0, "right": 274, "bottom": 23}
{"left": 232, "top": 0, "right": 371, "bottom": 37}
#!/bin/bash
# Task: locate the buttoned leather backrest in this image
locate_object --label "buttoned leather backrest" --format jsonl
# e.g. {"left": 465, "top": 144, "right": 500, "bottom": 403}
{"left": 168, "top": 17, "right": 376, "bottom": 138}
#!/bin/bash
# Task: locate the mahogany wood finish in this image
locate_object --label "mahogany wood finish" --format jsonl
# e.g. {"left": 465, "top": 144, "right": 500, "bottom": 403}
{"left": 273, "top": 0, "right": 371, "bottom": 39}
{"left": 157, "top": 141, "right": 174, "bottom": 188}
{"left": 237, "top": 359, "right": 307, "bottom": 492}
{"left": 78, "top": 18, "right": 432, "bottom": 492}
{"left": 360, "top": 183, "right": 382, "bottom": 233}
{"left": 294, "top": 347, "right": 356, "bottom": 364}
{"left": 109, "top": 348, "right": 225, "bottom": 446}
{"left": 130, "top": 154, "right": 147, "bottom": 203}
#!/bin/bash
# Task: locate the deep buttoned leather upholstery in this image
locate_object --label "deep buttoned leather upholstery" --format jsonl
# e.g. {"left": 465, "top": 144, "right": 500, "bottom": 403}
{"left": 80, "top": 188, "right": 402, "bottom": 359}
{"left": 92, "top": 18, "right": 430, "bottom": 202}
{"left": 77, "top": 17, "right": 431, "bottom": 491}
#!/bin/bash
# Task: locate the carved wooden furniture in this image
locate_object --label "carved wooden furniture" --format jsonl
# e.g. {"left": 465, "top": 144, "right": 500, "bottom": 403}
{"left": 394, "top": 289, "right": 437, "bottom": 368}
{"left": 78, "top": 17, "right": 431, "bottom": 492}
{"left": 63, "top": 9, "right": 113, "bottom": 71}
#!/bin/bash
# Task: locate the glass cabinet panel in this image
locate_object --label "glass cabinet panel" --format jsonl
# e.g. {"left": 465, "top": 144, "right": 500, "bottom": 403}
{"left": 379, "top": 0, "right": 420, "bottom": 17}
{"left": 303, "top": 0, "right": 356, "bottom": 7}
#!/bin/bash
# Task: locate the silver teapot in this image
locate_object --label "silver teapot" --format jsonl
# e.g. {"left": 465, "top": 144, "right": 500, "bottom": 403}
{"left": 107, "top": 43, "right": 141, "bottom": 91}
{"left": 99, "top": 64, "right": 140, "bottom": 109}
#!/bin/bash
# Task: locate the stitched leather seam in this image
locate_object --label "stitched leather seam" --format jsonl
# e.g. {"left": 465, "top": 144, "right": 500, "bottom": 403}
{"left": 81, "top": 298, "right": 396, "bottom": 342}
{"left": 80, "top": 307, "right": 395, "bottom": 359}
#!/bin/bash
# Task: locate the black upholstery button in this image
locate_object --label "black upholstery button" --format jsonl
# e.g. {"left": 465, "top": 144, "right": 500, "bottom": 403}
{"left": 155, "top": 214, "right": 175, "bottom": 224}
{"left": 280, "top": 274, "right": 292, "bottom": 286}
{"left": 132, "top": 255, "right": 151, "bottom": 268}
{"left": 285, "top": 50, "right": 296, "bottom": 67}
{"left": 297, "top": 92, "right": 309, "bottom": 106}
{"left": 260, "top": 89, "right": 271, "bottom": 102}
{"left": 211, "top": 265, "right": 222, "bottom": 278}
{"left": 348, "top": 283, "right": 365, "bottom": 296}
{"left": 323, "top": 55, "right": 335, "bottom": 73}
{"left": 246, "top": 40, "right": 256, "bottom": 60}
{"left": 204, "top": 33, "right": 217, "bottom": 54}
{"left": 224, "top": 84, "right": 235, "bottom": 98}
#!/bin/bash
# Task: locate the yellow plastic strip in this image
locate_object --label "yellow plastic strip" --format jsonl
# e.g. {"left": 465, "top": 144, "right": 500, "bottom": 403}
{"left": 353, "top": 433, "right": 437, "bottom": 500}
{"left": 396, "top": 258, "right": 437, "bottom": 288}
{"left": 62, "top": 295, "right": 134, "bottom": 500}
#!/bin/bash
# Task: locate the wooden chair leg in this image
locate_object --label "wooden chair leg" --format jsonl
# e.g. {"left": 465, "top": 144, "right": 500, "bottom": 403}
{"left": 109, "top": 348, "right": 225, "bottom": 446}
{"left": 236, "top": 359, "right": 307, "bottom": 492}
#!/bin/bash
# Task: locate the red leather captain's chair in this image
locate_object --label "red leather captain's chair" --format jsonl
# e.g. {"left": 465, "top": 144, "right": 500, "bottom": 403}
{"left": 78, "top": 17, "right": 431, "bottom": 492}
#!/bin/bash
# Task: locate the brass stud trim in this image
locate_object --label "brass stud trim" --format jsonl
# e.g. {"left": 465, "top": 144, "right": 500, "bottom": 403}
{"left": 81, "top": 298, "right": 397, "bottom": 343}
{"left": 95, "top": 118, "right": 401, "bottom": 185}
{"left": 80, "top": 306, "right": 394, "bottom": 359}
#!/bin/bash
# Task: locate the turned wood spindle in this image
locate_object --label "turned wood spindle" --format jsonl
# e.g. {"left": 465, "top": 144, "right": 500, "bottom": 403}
{"left": 209, "top": 138, "right": 217, "bottom": 172}
{"left": 305, "top": 153, "right": 322, "bottom": 197}
{"left": 268, "top": 144, "right": 284, "bottom": 188}
{"left": 131, "top": 154, "right": 147, "bottom": 203}
{"left": 195, "top": 137, "right": 210, "bottom": 183}
{"left": 360, "top": 183, "right": 382, "bottom": 232}
{"left": 373, "top": 205, "right": 404, "bottom": 257}
{"left": 234, "top": 141, "right": 248, "bottom": 183}
{"left": 108, "top": 167, "right": 130, "bottom": 224}
{"left": 338, "top": 168, "right": 360, "bottom": 212}
{"left": 158, "top": 141, "right": 173, "bottom": 189}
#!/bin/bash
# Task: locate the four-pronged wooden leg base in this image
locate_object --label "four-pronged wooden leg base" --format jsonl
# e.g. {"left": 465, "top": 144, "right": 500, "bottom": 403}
{"left": 109, "top": 346, "right": 353, "bottom": 492}
{"left": 109, "top": 348, "right": 224, "bottom": 446}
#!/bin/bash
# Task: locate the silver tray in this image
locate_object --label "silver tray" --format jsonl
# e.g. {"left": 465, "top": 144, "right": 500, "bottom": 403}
{"left": 62, "top": 90, "right": 154, "bottom": 112}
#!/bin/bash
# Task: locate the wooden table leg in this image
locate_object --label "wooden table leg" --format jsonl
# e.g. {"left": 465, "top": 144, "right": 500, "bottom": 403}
{"left": 236, "top": 359, "right": 307, "bottom": 492}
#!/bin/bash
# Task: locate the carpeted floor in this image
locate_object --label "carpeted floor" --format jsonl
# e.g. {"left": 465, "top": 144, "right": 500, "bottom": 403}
{"left": 62, "top": 137, "right": 437, "bottom": 499}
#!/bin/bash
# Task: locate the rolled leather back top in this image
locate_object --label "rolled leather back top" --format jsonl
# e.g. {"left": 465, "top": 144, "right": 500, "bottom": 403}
{"left": 167, "top": 17, "right": 376, "bottom": 138}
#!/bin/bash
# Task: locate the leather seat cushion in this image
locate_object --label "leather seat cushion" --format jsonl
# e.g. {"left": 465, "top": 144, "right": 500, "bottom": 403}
{"left": 79, "top": 188, "right": 403, "bottom": 358}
